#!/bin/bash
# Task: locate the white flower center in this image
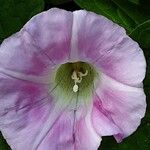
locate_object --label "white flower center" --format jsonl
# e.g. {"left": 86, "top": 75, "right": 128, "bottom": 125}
{"left": 71, "top": 70, "right": 88, "bottom": 92}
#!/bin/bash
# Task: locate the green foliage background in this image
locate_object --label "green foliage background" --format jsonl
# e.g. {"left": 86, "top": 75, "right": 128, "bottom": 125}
{"left": 0, "top": 0, "right": 150, "bottom": 149}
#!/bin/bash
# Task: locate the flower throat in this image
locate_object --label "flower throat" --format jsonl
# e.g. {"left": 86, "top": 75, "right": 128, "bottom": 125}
{"left": 55, "top": 61, "right": 98, "bottom": 96}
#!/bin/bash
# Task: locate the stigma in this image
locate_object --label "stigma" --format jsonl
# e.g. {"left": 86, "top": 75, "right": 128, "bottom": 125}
{"left": 71, "top": 70, "right": 88, "bottom": 92}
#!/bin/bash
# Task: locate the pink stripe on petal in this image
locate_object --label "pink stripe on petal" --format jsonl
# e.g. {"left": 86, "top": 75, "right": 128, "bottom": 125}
{"left": 24, "top": 8, "right": 73, "bottom": 64}
{"left": 92, "top": 94, "right": 122, "bottom": 137}
{"left": 37, "top": 107, "right": 100, "bottom": 150}
{"left": 0, "top": 32, "right": 54, "bottom": 76}
{"left": 0, "top": 75, "right": 53, "bottom": 150}
{"left": 0, "top": 8, "right": 73, "bottom": 76}
{"left": 0, "top": 8, "right": 74, "bottom": 150}
{"left": 72, "top": 10, "right": 146, "bottom": 87}
{"left": 0, "top": 72, "right": 101, "bottom": 150}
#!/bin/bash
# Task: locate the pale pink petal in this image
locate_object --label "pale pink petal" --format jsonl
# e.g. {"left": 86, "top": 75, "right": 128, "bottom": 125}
{"left": 0, "top": 68, "right": 101, "bottom": 150}
{"left": 0, "top": 74, "right": 100, "bottom": 150}
{"left": 24, "top": 8, "right": 73, "bottom": 65}
{"left": 0, "top": 8, "right": 146, "bottom": 150}
{"left": 0, "top": 8, "right": 73, "bottom": 76}
{"left": 37, "top": 107, "right": 101, "bottom": 150}
{"left": 0, "top": 74, "right": 53, "bottom": 150}
{"left": 0, "top": 8, "right": 74, "bottom": 150}
{"left": 0, "top": 32, "right": 51, "bottom": 76}
{"left": 71, "top": 10, "right": 146, "bottom": 87}
{"left": 92, "top": 95, "right": 122, "bottom": 137}
{"left": 0, "top": 74, "right": 70, "bottom": 150}
{"left": 94, "top": 73, "right": 146, "bottom": 141}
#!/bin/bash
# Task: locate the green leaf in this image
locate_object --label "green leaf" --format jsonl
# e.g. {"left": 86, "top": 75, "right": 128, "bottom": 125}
{"left": 0, "top": 133, "right": 10, "bottom": 150}
{"left": 74, "top": 0, "right": 137, "bottom": 33}
{"left": 117, "top": 8, "right": 136, "bottom": 32}
{"left": 128, "top": 0, "right": 139, "bottom": 5}
{"left": 130, "top": 20, "right": 150, "bottom": 49}
{"left": 0, "top": 0, "right": 44, "bottom": 43}
{"left": 44, "top": 0, "right": 71, "bottom": 5}
{"left": 140, "top": 0, "right": 150, "bottom": 16}
{"left": 112, "top": 0, "right": 149, "bottom": 24}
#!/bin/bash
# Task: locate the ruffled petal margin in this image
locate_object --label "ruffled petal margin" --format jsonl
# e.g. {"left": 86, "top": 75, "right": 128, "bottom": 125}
{"left": 93, "top": 73, "right": 146, "bottom": 142}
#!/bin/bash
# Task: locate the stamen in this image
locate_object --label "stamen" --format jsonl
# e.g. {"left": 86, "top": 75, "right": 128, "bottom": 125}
{"left": 73, "top": 84, "right": 78, "bottom": 93}
{"left": 71, "top": 70, "right": 88, "bottom": 92}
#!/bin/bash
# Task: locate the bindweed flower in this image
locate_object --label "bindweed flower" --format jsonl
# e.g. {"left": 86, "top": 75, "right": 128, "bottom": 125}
{"left": 0, "top": 8, "right": 146, "bottom": 150}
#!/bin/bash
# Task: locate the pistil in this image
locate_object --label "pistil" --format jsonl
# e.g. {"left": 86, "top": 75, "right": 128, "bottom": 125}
{"left": 71, "top": 70, "right": 88, "bottom": 92}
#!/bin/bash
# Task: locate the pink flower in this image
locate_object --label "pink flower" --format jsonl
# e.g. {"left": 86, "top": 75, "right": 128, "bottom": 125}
{"left": 0, "top": 8, "right": 146, "bottom": 150}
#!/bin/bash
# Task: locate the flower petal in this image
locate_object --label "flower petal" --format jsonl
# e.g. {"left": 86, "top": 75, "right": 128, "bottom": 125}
{"left": 0, "top": 8, "right": 146, "bottom": 150}
{"left": 37, "top": 107, "right": 101, "bottom": 150}
{"left": 71, "top": 10, "right": 146, "bottom": 86}
{"left": 94, "top": 73, "right": 146, "bottom": 141}
{"left": 92, "top": 95, "right": 122, "bottom": 137}
{"left": 0, "top": 74, "right": 100, "bottom": 150}
{"left": 0, "top": 74, "right": 53, "bottom": 150}
{"left": 24, "top": 8, "right": 73, "bottom": 65}
{"left": 0, "top": 32, "right": 50, "bottom": 76}
{"left": 0, "top": 8, "right": 74, "bottom": 150}
{"left": 0, "top": 8, "right": 73, "bottom": 76}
